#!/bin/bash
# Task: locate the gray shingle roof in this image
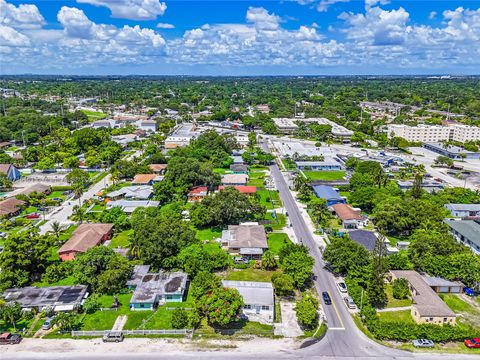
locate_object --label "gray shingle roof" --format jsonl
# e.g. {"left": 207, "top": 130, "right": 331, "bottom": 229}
{"left": 445, "top": 219, "right": 480, "bottom": 248}
{"left": 224, "top": 224, "right": 268, "bottom": 250}
{"left": 445, "top": 204, "right": 480, "bottom": 212}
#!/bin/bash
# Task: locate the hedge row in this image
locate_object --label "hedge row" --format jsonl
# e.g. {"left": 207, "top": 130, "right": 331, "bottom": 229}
{"left": 367, "top": 320, "right": 476, "bottom": 342}
{"left": 51, "top": 185, "right": 73, "bottom": 191}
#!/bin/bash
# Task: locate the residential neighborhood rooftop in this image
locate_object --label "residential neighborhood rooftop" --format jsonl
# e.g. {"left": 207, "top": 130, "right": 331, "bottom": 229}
{"left": 221, "top": 280, "right": 274, "bottom": 307}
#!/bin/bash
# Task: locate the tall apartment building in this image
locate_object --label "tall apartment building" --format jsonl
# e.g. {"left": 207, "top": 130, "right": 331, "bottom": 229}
{"left": 387, "top": 124, "right": 480, "bottom": 143}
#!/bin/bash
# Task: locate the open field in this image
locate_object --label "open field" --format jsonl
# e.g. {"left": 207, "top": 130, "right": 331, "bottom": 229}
{"left": 304, "top": 170, "right": 346, "bottom": 181}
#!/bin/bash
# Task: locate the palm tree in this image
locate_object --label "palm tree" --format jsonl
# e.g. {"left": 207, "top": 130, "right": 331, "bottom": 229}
{"left": 50, "top": 221, "right": 64, "bottom": 245}
{"left": 72, "top": 205, "right": 86, "bottom": 224}
{"left": 262, "top": 251, "right": 277, "bottom": 270}
{"left": 127, "top": 236, "right": 141, "bottom": 259}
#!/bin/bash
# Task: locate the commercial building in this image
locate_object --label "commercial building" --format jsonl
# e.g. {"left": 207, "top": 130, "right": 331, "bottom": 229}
{"left": 444, "top": 219, "right": 480, "bottom": 255}
{"left": 2, "top": 285, "right": 88, "bottom": 312}
{"left": 273, "top": 140, "right": 335, "bottom": 159}
{"left": 58, "top": 223, "right": 114, "bottom": 261}
{"left": 272, "top": 117, "right": 353, "bottom": 138}
{"left": 295, "top": 159, "right": 344, "bottom": 171}
{"left": 387, "top": 124, "right": 480, "bottom": 144}
{"left": 221, "top": 281, "right": 274, "bottom": 324}
{"left": 397, "top": 179, "right": 444, "bottom": 193}
{"left": 390, "top": 271, "right": 456, "bottom": 325}
{"left": 312, "top": 185, "right": 346, "bottom": 206}
{"left": 128, "top": 266, "right": 188, "bottom": 310}
{"left": 423, "top": 143, "right": 480, "bottom": 160}
{"left": 445, "top": 204, "right": 480, "bottom": 218}
{"left": 222, "top": 223, "right": 268, "bottom": 260}
{"left": 164, "top": 123, "right": 201, "bottom": 149}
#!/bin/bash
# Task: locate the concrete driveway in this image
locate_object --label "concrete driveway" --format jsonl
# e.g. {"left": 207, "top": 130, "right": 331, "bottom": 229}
{"left": 274, "top": 301, "right": 303, "bottom": 338}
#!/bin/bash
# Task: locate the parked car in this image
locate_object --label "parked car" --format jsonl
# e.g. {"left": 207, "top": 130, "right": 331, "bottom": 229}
{"left": 337, "top": 282, "right": 348, "bottom": 293}
{"left": 51, "top": 198, "right": 63, "bottom": 202}
{"left": 412, "top": 339, "right": 434, "bottom": 348}
{"left": 42, "top": 317, "right": 55, "bottom": 330}
{"left": 0, "top": 332, "right": 22, "bottom": 345}
{"left": 464, "top": 287, "right": 476, "bottom": 297}
{"left": 0, "top": 232, "right": 6, "bottom": 238}
{"left": 322, "top": 291, "right": 332, "bottom": 305}
{"left": 344, "top": 296, "right": 356, "bottom": 309}
{"left": 464, "top": 338, "right": 480, "bottom": 348}
{"left": 24, "top": 213, "right": 40, "bottom": 219}
{"left": 102, "top": 331, "right": 124, "bottom": 343}
{"left": 234, "top": 257, "right": 249, "bottom": 264}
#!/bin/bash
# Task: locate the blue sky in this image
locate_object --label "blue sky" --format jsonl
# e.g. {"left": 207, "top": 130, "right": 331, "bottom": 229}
{"left": 1, "top": 0, "right": 480, "bottom": 75}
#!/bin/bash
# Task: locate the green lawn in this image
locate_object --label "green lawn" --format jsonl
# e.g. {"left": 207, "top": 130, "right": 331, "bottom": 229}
{"left": 196, "top": 318, "right": 273, "bottom": 338}
{"left": 440, "top": 294, "right": 474, "bottom": 312}
{"left": 267, "top": 233, "right": 292, "bottom": 255}
{"left": 58, "top": 225, "right": 78, "bottom": 243}
{"left": 377, "top": 310, "right": 414, "bottom": 323}
{"left": 195, "top": 227, "right": 222, "bottom": 241}
{"left": 264, "top": 212, "right": 286, "bottom": 230}
{"left": 108, "top": 229, "right": 133, "bottom": 248}
{"left": 304, "top": 171, "right": 346, "bottom": 181}
{"left": 256, "top": 189, "right": 282, "bottom": 210}
{"left": 81, "top": 109, "right": 106, "bottom": 121}
{"left": 47, "top": 191, "right": 66, "bottom": 201}
{"left": 385, "top": 284, "right": 411, "bottom": 308}
{"left": 213, "top": 168, "right": 232, "bottom": 175}
{"left": 0, "top": 317, "right": 34, "bottom": 334}
{"left": 247, "top": 171, "right": 266, "bottom": 187}
{"left": 281, "top": 158, "right": 297, "bottom": 171}
{"left": 89, "top": 204, "right": 105, "bottom": 212}
{"left": 33, "top": 275, "right": 76, "bottom": 288}
{"left": 225, "top": 269, "right": 278, "bottom": 282}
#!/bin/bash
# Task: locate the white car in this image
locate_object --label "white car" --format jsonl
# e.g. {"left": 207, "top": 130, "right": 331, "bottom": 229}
{"left": 337, "top": 282, "right": 348, "bottom": 293}
{"left": 344, "top": 296, "right": 356, "bottom": 309}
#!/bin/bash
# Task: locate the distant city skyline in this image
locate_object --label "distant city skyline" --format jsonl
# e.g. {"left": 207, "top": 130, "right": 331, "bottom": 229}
{"left": 1, "top": 0, "right": 480, "bottom": 75}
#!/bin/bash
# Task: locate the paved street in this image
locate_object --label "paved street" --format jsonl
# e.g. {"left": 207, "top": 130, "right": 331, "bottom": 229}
{"left": 39, "top": 174, "right": 112, "bottom": 234}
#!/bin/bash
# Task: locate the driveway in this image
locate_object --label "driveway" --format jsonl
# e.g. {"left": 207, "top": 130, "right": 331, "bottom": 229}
{"left": 274, "top": 301, "right": 303, "bottom": 338}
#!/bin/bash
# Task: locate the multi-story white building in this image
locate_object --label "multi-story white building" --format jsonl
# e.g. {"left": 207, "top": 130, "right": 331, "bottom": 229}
{"left": 387, "top": 124, "right": 480, "bottom": 143}
{"left": 451, "top": 124, "right": 480, "bottom": 143}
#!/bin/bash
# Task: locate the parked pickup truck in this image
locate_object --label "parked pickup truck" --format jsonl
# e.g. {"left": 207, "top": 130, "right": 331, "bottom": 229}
{"left": 0, "top": 332, "right": 22, "bottom": 345}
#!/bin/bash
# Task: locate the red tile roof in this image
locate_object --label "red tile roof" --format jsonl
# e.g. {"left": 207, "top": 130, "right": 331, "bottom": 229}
{"left": 188, "top": 186, "right": 208, "bottom": 196}
{"left": 218, "top": 185, "right": 257, "bottom": 194}
{"left": 331, "top": 204, "right": 363, "bottom": 221}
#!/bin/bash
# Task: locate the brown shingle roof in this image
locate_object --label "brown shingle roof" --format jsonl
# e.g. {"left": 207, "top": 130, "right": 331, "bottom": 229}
{"left": 132, "top": 174, "right": 156, "bottom": 184}
{"left": 331, "top": 204, "right": 364, "bottom": 221}
{"left": 391, "top": 270, "right": 455, "bottom": 317}
{"left": 0, "top": 164, "right": 12, "bottom": 175}
{"left": 227, "top": 224, "right": 268, "bottom": 249}
{"left": 19, "top": 183, "right": 51, "bottom": 196}
{"left": 0, "top": 198, "right": 26, "bottom": 216}
{"left": 59, "top": 223, "right": 113, "bottom": 254}
{"left": 149, "top": 164, "right": 167, "bottom": 172}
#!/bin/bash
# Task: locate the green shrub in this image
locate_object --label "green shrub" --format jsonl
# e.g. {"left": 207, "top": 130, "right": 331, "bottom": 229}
{"left": 392, "top": 278, "right": 409, "bottom": 300}
{"left": 171, "top": 308, "right": 189, "bottom": 329}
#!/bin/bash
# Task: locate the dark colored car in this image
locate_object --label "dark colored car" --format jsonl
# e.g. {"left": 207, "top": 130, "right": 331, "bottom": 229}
{"left": 0, "top": 332, "right": 22, "bottom": 345}
{"left": 464, "top": 338, "right": 480, "bottom": 348}
{"left": 322, "top": 291, "right": 332, "bottom": 305}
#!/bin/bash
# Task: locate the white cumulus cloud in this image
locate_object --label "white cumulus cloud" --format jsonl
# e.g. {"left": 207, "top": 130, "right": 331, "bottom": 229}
{"left": 157, "top": 22, "right": 174, "bottom": 29}
{"left": 76, "top": 0, "right": 167, "bottom": 20}
{"left": 0, "top": 0, "right": 45, "bottom": 29}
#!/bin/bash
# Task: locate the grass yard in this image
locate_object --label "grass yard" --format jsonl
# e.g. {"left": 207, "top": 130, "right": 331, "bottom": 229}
{"left": 195, "top": 227, "right": 222, "bottom": 241}
{"left": 225, "top": 268, "right": 279, "bottom": 282}
{"left": 89, "top": 204, "right": 105, "bottom": 212}
{"left": 281, "top": 158, "right": 297, "bottom": 171}
{"left": 195, "top": 318, "right": 274, "bottom": 338}
{"left": 377, "top": 310, "right": 414, "bottom": 324}
{"left": 33, "top": 275, "right": 77, "bottom": 288}
{"left": 247, "top": 171, "right": 266, "bottom": 187}
{"left": 440, "top": 294, "right": 480, "bottom": 327}
{"left": 108, "top": 229, "right": 133, "bottom": 248}
{"left": 267, "top": 232, "right": 292, "bottom": 255}
{"left": 385, "top": 284, "right": 411, "bottom": 308}
{"left": 304, "top": 170, "right": 346, "bottom": 181}
{"left": 250, "top": 165, "right": 268, "bottom": 171}
{"left": 264, "top": 212, "right": 286, "bottom": 230}
{"left": 58, "top": 225, "right": 78, "bottom": 243}
{"left": 47, "top": 191, "right": 66, "bottom": 201}
{"left": 81, "top": 109, "right": 106, "bottom": 121}
{"left": 256, "top": 189, "right": 282, "bottom": 210}
{"left": 213, "top": 168, "right": 232, "bottom": 175}
{"left": 0, "top": 317, "right": 34, "bottom": 334}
